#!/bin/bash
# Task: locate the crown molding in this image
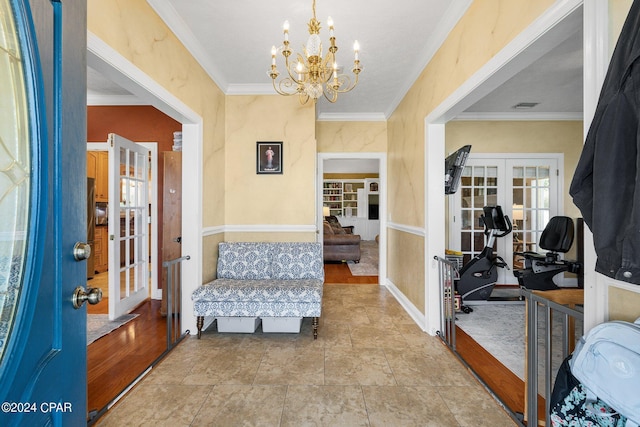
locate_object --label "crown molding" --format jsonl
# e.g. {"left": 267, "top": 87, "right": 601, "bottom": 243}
{"left": 317, "top": 112, "right": 387, "bottom": 122}
{"left": 453, "top": 111, "right": 583, "bottom": 121}
{"left": 385, "top": 0, "right": 473, "bottom": 118}
{"left": 87, "top": 94, "right": 146, "bottom": 106}
{"left": 146, "top": 0, "right": 228, "bottom": 92}
{"left": 227, "top": 83, "right": 276, "bottom": 95}
{"left": 225, "top": 87, "right": 387, "bottom": 121}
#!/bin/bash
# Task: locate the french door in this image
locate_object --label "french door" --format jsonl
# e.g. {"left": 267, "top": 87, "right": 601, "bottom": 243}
{"left": 108, "top": 134, "right": 150, "bottom": 319}
{"left": 449, "top": 155, "right": 561, "bottom": 284}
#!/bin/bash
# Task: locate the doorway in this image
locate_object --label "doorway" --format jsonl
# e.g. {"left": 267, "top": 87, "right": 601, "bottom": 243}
{"left": 86, "top": 36, "right": 200, "bottom": 420}
{"left": 422, "top": 0, "right": 591, "bottom": 418}
{"left": 87, "top": 33, "right": 202, "bottom": 335}
{"left": 318, "top": 153, "right": 387, "bottom": 284}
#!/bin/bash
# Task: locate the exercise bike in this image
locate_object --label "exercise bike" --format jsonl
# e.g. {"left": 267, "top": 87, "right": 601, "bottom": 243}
{"left": 456, "top": 205, "right": 512, "bottom": 304}
{"left": 513, "top": 216, "right": 582, "bottom": 290}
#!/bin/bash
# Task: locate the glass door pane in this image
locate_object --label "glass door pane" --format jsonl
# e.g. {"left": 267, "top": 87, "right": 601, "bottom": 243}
{"left": 0, "top": 1, "right": 30, "bottom": 361}
{"left": 109, "top": 134, "right": 150, "bottom": 319}
{"left": 511, "top": 165, "right": 553, "bottom": 270}
{"left": 459, "top": 164, "right": 499, "bottom": 265}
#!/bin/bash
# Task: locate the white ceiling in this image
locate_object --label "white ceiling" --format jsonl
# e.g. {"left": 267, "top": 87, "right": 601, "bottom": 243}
{"left": 87, "top": 0, "right": 583, "bottom": 121}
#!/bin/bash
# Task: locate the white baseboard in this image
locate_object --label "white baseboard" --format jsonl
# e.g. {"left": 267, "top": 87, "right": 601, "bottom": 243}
{"left": 383, "top": 279, "right": 429, "bottom": 333}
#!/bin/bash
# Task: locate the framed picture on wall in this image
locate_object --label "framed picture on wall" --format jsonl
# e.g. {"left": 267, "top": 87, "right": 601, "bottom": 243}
{"left": 257, "top": 141, "right": 283, "bottom": 174}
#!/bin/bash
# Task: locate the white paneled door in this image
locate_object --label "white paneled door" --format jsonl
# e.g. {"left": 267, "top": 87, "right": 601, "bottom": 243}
{"left": 108, "top": 133, "right": 150, "bottom": 319}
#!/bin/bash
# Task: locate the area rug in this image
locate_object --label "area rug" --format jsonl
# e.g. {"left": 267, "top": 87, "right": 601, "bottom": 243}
{"left": 455, "top": 303, "right": 583, "bottom": 389}
{"left": 87, "top": 314, "right": 139, "bottom": 345}
{"left": 347, "top": 240, "right": 378, "bottom": 276}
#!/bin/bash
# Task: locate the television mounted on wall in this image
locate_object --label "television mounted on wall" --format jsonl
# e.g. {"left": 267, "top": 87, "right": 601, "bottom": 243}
{"left": 444, "top": 145, "right": 471, "bottom": 195}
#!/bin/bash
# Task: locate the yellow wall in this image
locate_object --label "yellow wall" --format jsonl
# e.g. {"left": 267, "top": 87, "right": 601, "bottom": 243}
{"left": 387, "top": 229, "right": 425, "bottom": 313}
{"left": 224, "top": 95, "right": 316, "bottom": 231}
{"left": 316, "top": 121, "right": 387, "bottom": 152}
{"left": 608, "top": 287, "right": 640, "bottom": 322}
{"left": 386, "top": 0, "right": 556, "bottom": 313}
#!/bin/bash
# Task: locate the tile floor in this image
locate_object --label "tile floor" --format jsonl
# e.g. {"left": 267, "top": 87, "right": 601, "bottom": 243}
{"left": 96, "top": 284, "right": 517, "bottom": 426}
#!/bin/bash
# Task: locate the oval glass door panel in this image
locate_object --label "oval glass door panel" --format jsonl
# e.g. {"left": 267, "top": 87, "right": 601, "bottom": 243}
{"left": 0, "top": 0, "right": 31, "bottom": 362}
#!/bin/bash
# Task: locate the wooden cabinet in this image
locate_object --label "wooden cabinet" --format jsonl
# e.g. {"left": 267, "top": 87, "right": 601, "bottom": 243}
{"left": 94, "top": 226, "right": 109, "bottom": 273}
{"left": 96, "top": 151, "right": 109, "bottom": 202}
{"left": 87, "top": 151, "right": 109, "bottom": 202}
{"left": 87, "top": 151, "right": 97, "bottom": 179}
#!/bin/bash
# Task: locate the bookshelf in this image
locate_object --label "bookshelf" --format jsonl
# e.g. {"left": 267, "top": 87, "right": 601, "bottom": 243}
{"left": 322, "top": 180, "right": 365, "bottom": 217}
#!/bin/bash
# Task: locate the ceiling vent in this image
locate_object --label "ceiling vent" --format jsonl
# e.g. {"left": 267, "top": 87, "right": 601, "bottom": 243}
{"left": 512, "top": 102, "right": 540, "bottom": 109}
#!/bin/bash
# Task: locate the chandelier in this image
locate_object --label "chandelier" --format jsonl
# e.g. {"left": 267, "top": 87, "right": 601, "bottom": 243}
{"left": 268, "top": 0, "right": 361, "bottom": 104}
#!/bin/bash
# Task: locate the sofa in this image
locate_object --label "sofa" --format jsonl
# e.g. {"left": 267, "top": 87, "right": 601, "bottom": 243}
{"left": 323, "top": 216, "right": 361, "bottom": 263}
{"left": 191, "top": 242, "right": 324, "bottom": 339}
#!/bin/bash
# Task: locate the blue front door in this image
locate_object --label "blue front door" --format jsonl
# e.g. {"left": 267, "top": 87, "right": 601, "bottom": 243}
{"left": 0, "top": 0, "right": 88, "bottom": 425}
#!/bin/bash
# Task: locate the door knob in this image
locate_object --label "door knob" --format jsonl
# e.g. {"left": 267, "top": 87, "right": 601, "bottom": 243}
{"left": 72, "top": 286, "right": 102, "bottom": 309}
{"left": 73, "top": 242, "right": 91, "bottom": 261}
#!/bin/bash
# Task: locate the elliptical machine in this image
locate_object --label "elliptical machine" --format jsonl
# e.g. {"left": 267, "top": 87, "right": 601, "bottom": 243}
{"left": 456, "top": 205, "right": 512, "bottom": 302}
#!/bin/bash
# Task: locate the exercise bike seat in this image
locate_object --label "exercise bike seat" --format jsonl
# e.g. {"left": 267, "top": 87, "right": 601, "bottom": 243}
{"left": 539, "top": 216, "right": 574, "bottom": 253}
{"left": 514, "top": 216, "right": 581, "bottom": 290}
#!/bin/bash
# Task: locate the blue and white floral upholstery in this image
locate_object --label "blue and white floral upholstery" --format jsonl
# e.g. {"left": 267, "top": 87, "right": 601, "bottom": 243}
{"left": 192, "top": 242, "right": 324, "bottom": 337}
{"left": 216, "top": 242, "right": 272, "bottom": 280}
{"left": 270, "top": 242, "right": 324, "bottom": 280}
{"left": 191, "top": 279, "right": 323, "bottom": 316}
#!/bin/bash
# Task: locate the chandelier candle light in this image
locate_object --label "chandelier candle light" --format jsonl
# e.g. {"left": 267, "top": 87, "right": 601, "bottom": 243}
{"left": 268, "top": 0, "right": 361, "bottom": 104}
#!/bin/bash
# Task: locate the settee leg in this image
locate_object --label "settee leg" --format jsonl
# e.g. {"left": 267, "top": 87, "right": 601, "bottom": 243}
{"left": 312, "top": 317, "right": 319, "bottom": 340}
{"left": 197, "top": 316, "right": 204, "bottom": 339}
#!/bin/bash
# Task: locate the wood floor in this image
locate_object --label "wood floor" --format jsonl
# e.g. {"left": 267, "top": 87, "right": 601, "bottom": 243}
{"left": 87, "top": 263, "right": 533, "bottom": 424}
{"left": 456, "top": 327, "right": 544, "bottom": 425}
{"left": 323, "top": 261, "right": 378, "bottom": 284}
{"left": 87, "top": 296, "right": 168, "bottom": 422}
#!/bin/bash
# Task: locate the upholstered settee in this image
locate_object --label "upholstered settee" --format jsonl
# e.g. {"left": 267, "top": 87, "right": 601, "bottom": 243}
{"left": 323, "top": 217, "right": 361, "bottom": 263}
{"left": 191, "top": 242, "right": 324, "bottom": 339}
